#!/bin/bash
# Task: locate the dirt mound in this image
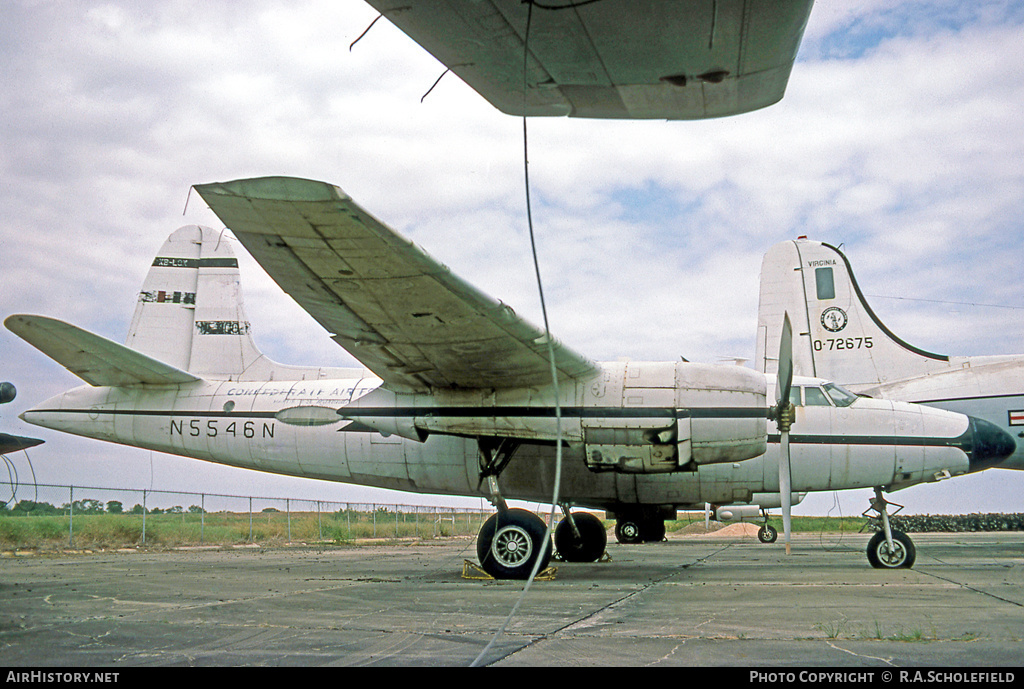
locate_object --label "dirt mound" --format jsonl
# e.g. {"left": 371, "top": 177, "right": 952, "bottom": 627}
{"left": 668, "top": 521, "right": 761, "bottom": 538}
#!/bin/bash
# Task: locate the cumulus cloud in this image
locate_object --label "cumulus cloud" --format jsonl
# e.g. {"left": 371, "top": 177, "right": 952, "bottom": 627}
{"left": 2, "top": 0, "right": 1022, "bottom": 512}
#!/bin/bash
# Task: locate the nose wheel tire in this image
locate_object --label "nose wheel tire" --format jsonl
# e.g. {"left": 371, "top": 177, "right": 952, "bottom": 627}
{"left": 866, "top": 529, "right": 916, "bottom": 569}
{"left": 758, "top": 524, "right": 778, "bottom": 543}
{"left": 477, "top": 509, "right": 552, "bottom": 580}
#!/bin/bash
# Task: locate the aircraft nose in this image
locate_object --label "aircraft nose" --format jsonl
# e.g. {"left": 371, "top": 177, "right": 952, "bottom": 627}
{"left": 962, "top": 416, "right": 1017, "bottom": 470}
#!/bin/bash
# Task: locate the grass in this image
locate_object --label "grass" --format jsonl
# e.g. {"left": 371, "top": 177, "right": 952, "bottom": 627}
{"left": 0, "top": 510, "right": 872, "bottom": 551}
{"left": 0, "top": 508, "right": 490, "bottom": 550}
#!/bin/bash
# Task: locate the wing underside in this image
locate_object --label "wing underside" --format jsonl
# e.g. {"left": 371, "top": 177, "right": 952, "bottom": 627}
{"left": 193, "top": 176, "right": 598, "bottom": 392}
{"left": 365, "top": 0, "right": 814, "bottom": 119}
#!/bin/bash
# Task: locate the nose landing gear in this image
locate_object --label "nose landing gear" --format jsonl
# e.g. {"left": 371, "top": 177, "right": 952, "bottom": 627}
{"left": 864, "top": 487, "right": 916, "bottom": 569}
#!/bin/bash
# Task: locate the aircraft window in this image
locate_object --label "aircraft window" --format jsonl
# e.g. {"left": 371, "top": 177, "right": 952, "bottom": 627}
{"left": 815, "top": 267, "right": 835, "bottom": 300}
{"left": 804, "top": 386, "right": 831, "bottom": 406}
{"left": 823, "top": 382, "right": 858, "bottom": 407}
{"left": 789, "top": 386, "right": 801, "bottom": 407}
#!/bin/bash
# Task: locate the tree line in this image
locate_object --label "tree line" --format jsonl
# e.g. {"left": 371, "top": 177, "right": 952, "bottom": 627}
{"left": 2, "top": 500, "right": 204, "bottom": 516}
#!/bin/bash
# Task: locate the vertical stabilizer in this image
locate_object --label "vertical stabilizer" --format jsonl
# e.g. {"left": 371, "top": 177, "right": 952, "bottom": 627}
{"left": 756, "top": 239, "right": 951, "bottom": 387}
{"left": 125, "top": 226, "right": 269, "bottom": 379}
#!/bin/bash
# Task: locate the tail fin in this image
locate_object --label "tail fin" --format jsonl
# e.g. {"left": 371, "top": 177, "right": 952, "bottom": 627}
{"left": 126, "top": 225, "right": 271, "bottom": 380}
{"left": 755, "top": 239, "right": 951, "bottom": 387}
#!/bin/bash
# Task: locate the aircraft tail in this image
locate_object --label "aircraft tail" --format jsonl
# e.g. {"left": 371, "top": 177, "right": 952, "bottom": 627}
{"left": 124, "top": 225, "right": 273, "bottom": 380}
{"left": 755, "top": 239, "right": 952, "bottom": 388}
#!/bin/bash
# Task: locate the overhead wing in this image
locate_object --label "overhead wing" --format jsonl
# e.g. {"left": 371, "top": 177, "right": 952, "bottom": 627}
{"left": 4, "top": 315, "right": 201, "bottom": 387}
{"left": 193, "top": 176, "right": 598, "bottom": 392}
{"left": 364, "top": 0, "right": 814, "bottom": 119}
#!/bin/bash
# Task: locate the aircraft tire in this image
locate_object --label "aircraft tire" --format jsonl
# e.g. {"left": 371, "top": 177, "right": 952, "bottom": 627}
{"left": 866, "top": 529, "right": 916, "bottom": 569}
{"left": 641, "top": 519, "right": 666, "bottom": 543}
{"left": 554, "top": 512, "right": 607, "bottom": 562}
{"left": 758, "top": 524, "right": 778, "bottom": 544}
{"left": 477, "top": 509, "right": 552, "bottom": 580}
{"left": 614, "top": 519, "right": 643, "bottom": 544}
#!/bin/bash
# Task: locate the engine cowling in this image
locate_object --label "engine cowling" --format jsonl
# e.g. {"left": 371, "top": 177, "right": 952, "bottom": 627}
{"left": 582, "top": 362, "right": 767, "bottom": 473}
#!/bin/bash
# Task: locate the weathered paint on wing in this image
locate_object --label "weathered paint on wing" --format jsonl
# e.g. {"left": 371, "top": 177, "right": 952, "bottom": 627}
{"left": 364, "top": 0, "right": 814, "bottom": 120}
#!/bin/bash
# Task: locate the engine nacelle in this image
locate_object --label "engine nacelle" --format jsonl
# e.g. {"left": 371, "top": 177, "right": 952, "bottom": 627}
{"left": 582, "top": 362, "right": 767, "bottom": 473}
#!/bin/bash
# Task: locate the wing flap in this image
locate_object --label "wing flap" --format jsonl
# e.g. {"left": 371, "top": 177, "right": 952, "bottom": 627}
{"left": 193, "top": 176, "right": 598, "bottom": 392}
{"left": 5, "top": 315, "right": 201, "bottom": 387}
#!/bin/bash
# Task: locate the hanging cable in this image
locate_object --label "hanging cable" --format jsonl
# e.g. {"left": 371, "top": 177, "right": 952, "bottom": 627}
{"left": 350, "top": 14, "right": 381, "bottom": 51}
{"left": 471, "top": 1, "right": 566, "bottom": 667}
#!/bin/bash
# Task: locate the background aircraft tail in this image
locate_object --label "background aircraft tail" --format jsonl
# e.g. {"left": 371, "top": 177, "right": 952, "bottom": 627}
{"left": 125, "top": 225, "right": 273, "bottom": 381}
{"left": 755, "top": 239, "right": 953, "bottom": 388}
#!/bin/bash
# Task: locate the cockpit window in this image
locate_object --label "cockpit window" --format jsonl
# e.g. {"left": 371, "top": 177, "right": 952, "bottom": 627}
{"left": 789, "top": 386, "right": 801, "bottom": 407}
{"left": 823, "top": 382, "right": 858, "bottom": 407}
{"left": 804, "top": 386, "right": 831, "bottom": 406}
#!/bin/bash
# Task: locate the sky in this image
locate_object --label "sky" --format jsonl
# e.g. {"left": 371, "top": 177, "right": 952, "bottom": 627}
{"left": 2, "top": 0, "right": 1024, "bottom": 517}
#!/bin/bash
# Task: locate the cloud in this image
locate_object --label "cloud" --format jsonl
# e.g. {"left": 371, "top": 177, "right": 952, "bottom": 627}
{"left": 2, "top": 0, "right": 1023, "bottom": 514}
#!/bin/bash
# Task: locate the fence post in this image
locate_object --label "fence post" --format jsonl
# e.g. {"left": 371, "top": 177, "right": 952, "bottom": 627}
{"left": 142, "top": 489, "right": 147, "bottom": 545}
{"left": 68, "top": 486, "right": 74, "bottom": 547}
{"left": 286, "top": 498, "right": 291, "bottom": 543}
{"left": 201, "top": 494, "right": 205, "bottom": 545}
{"left": 248, "top": 497, "right": 253, "bottom": 542}
{"left": 317, "top": 501, "right": 322, "bottom": 541}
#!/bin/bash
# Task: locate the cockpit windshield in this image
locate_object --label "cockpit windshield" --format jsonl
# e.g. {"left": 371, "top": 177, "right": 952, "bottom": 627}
{"left": 823, "top": 382, "right": 859, "bottom": 407}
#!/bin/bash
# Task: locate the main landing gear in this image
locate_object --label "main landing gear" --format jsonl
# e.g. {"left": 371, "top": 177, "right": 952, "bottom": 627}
{"left": 475, "top": 501, "right": 610, "bottom": 579}
{"left": 612, "top": 507, "right": 668, "bottom": 544}
{"left": 473, "top": 440, "right": 608, "bottom": 579}
{"left": 476, "top": 508, "right": 552, "bottom": 580}
{"left": 863, "top": 487, "right": 916, "bottom": 569}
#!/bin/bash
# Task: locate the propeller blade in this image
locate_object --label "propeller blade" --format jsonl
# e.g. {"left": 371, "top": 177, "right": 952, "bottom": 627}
{"left": 776, "top": 312, "right": 794, "bottom": 555}
{"left": 779, "top": 430, "right": 792, "bottom": 555}
{"left": 776, "top": 312, "right": 793, "bottom": 409}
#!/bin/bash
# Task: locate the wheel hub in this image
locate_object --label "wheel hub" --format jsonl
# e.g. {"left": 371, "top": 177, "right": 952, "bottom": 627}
{"left": 493, "top": 526, "right": 532, "bottom": 567}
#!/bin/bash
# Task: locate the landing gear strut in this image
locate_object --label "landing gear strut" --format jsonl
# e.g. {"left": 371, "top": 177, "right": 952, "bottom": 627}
{"left": 863, "top": 487, "right": 916, "bottom": 569}
{"left": 474, "top": 440, "right": 552, "bottom": 580}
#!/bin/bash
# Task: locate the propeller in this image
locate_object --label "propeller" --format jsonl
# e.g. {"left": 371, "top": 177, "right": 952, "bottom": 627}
{"left": 771, "top": 313, "right": 796, "bottom": 555}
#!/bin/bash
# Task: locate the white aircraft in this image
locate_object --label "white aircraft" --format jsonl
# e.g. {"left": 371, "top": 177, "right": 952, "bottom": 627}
{"left": 361, "top": 0, "right": 814, "bottom": 119}
{"left": 756, "top": 238, "right": 1024, "bottom": 546}
{"left": 7, "top": 177, "right": 1014, "bottom": 578}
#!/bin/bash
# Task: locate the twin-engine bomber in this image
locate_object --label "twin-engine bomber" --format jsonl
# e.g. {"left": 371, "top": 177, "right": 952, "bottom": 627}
{"left": 7, "top": 176, "right": 1015, "bottom": 578}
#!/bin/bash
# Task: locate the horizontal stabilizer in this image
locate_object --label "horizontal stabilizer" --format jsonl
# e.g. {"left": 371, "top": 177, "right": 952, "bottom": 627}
{"left": 4, "top": 315, "right": 201, "bottom": 387}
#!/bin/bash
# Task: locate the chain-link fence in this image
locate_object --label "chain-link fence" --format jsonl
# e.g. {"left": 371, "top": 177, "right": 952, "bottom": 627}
{"left": 0, "top": 482, "right": 494, "bottom": 549}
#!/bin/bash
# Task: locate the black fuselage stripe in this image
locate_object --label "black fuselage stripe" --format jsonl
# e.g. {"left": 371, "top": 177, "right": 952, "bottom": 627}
{"left": 40, "top": 406, "right": 766, "bottom": 420}
{"left": 34, "top": 408, "right": 964, "bottom": 447}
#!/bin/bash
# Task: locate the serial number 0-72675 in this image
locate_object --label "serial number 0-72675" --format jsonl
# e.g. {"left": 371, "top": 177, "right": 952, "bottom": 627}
{"left": 814, "top": 337, "right": 873, "bottom": 351}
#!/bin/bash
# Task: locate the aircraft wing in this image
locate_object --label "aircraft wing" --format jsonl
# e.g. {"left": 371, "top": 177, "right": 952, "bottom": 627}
{"left": 193, "top": 176, "right": 599, "bottom": 392}
{"left": 364, "top": 0, "right": 814, "bottom": 119}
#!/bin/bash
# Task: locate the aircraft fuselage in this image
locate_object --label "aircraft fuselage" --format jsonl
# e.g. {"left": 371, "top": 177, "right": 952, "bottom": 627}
{"left": 22, "top": 362, "right": 1004, "bottom": 511}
